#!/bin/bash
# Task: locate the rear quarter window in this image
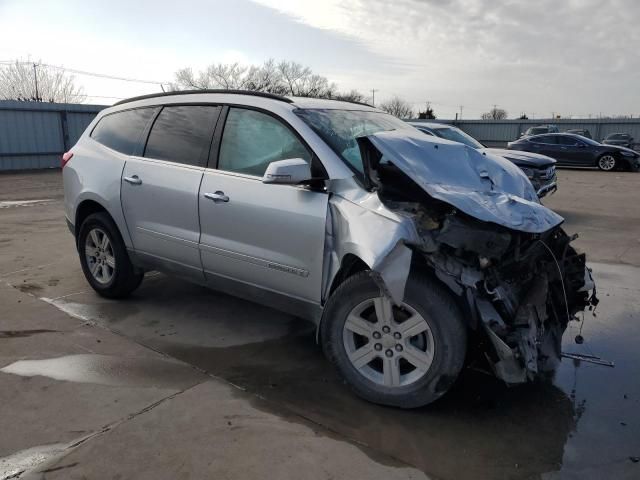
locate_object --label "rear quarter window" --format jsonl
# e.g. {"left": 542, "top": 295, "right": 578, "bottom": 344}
{"left": 91, "top": 108, "right": 157, "bottom": 155}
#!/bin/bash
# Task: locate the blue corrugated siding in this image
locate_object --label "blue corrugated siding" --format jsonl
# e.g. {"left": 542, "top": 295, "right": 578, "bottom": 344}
{"left": 0, "top": 100, "right": 105, "bottom": 171}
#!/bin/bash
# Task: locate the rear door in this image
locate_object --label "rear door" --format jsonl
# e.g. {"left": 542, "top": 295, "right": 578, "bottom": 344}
{"left": 198, "top": 107, "right": 328, "bottom": 303}
{"left": 529, "top": 135, "right": 561, "bottom": 161}
{"left": 121, "top": 105, "right": 221, "bottom": 278}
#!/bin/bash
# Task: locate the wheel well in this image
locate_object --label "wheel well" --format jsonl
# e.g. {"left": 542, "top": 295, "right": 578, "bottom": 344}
{"left": 328, "top": 254, "right": 369, "bottom": 297}
{"left": 74, "top": 200, "right": 108, "bottom": 238}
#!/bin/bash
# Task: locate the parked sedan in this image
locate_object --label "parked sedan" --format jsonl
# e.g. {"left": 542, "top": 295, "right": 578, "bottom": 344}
{"left": 566, "top": 129, "right": 592, "bottom": 139}
{"left": 508, "top": 133, "right": 640, "bottom": 171}
{"left": 520, "top": 125, "right": 559, "bottom": 137}
{"left": 407, "top": 121, "right": 557, "bottom": 197}
{"left": 602, "top": 132, "right": 635, "bottom": 149}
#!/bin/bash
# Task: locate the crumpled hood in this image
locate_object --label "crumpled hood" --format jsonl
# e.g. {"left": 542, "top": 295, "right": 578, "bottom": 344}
{"left": 483, "top": 148, "right": 556, "bottom": 168}
{"left": 365, "top": 130, "right": 564, "bottom": 233}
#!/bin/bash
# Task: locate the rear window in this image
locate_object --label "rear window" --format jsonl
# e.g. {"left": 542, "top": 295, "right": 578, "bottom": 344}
{"left": 144, "top": 106, "right": 220, "bottom": 166}
{"left": 90, "top": 108, "right": 156, "bottom": 155}
{"left": 607, "top": 133, "right": 629, "bottom": 140}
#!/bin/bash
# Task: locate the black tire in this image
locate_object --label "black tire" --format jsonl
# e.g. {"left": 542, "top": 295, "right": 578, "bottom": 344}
{"left": 597, "top": 154, "right": 617, "bottom": 171}
{"left": 321, "top": 270, "right": 467, "bottom": 408}
{"left": 77, "top": 212, "right": 143, "bottom": 298}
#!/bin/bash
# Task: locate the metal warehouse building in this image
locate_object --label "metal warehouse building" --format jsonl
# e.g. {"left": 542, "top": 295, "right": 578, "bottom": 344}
{"left": 0, "top": 100, "right": 105, "bottom": 171}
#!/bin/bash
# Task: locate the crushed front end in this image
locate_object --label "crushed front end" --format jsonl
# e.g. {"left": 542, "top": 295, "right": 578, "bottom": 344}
{"left": 340, "top": 130, "right": 599, "bottom": 384}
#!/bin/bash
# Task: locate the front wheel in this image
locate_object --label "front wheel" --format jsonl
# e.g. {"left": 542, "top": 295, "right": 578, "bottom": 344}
{"left": 321, "top": 271, "right": 467, "bottom": 408}
{"left": 597, "top": 154, "right": 617, "bottom": 171}
{"left": 77, "top": 212, "right": 144, "bottom": 298}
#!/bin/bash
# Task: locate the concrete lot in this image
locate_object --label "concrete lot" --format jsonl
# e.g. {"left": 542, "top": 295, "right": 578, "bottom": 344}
{"left": 1, "top": 169, "right": 639, "bottom": 479}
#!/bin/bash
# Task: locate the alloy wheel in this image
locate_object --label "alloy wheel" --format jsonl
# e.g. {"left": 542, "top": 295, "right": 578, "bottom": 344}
{"left": 85, "top": 228, "right": 116, "bottom": 284}
{"left": 342, "top": 296, "right": 435, "bottom": 387}
{"left": 598, "top": 155, "right": 616, "bottom": 171}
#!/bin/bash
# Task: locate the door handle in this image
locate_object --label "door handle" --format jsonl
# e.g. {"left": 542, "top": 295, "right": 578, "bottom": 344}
{"left": 204, "top": 191, "right": 229, "bottom": 203}
{"left": 123, "top": 175, "right": 142, "bottom": 185}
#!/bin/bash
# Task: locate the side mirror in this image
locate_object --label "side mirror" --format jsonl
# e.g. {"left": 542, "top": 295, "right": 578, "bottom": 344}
{"left": 262, "top": 158, "right": 312, "bottom": 185}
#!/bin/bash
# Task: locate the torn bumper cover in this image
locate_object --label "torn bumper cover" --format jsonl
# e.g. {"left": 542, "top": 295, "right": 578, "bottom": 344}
{"left": 324, "top": 131, "right": 598, "bottom": 384}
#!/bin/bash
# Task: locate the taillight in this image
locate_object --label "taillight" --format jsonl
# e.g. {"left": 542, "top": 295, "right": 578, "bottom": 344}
{"left": 61, "top": 151, "right": 74, "bottom": 168}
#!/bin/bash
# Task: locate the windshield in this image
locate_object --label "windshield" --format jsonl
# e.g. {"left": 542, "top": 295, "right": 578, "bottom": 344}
{"left": 577, "top": 135, "right": 601, "bottom": 146}
{"left": 295, "top": 108, "right": 413, "bottom": 174}
{"left": 529, "top": 127, "right": 548, "bottom": 135}
{"left": 432, "top": 127, "right": 483, "bottom": 149}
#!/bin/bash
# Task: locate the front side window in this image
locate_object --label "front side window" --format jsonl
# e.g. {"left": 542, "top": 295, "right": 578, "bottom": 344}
{"left": 218, "top": 108, "right": 311, "bottom": 176}
{"left": 144, "top": 106, "right": 220, "bottom": 166}
{"left": 295, "top": 109, "right": 413, "bottom": 175}
{"left": 91, "top": 108, "right": 156, "bottom": 155}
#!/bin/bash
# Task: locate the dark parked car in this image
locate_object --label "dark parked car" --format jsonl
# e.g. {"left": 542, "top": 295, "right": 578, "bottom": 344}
{"left": 566, "top": 129, "right": 592, "bottom": 139}
{"left": 602, "top": 133, "right": 635, "bottom": 149}
{"left": 520, "top": 125, "right": 559, "bottom": 138}
{"left": 508, "top": 133, "right": 640, "bottom": 171}
{"left": 408, "top": 121, "right": 557, "bottom": 197}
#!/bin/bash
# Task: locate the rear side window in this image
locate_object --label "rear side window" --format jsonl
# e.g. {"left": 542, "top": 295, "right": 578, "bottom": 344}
{"left": 218, "top": 108, "right": 311, "bottom": 176}
{"left": 144, "top": 106, "right": 220, "bottom": 166}
{"left": 531, "top": 135, "right": 557, "bottom": 144}
{"left": 558, "top": 136, "right": 579, "bottom": 146}
{"left": 91, "top": 108, "right": 156, "bottom": 155}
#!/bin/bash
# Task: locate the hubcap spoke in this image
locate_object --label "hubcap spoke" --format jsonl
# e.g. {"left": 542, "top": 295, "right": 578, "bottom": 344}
{"left": 85, "top": 246, "right": 98, "bottom": 258}
{"left": 90, "top": 230, "right": 100, "bottom": 247}
{"left": 398, "top": 314, "right": 428, "bottom": 338}
{"left": 401, "top": 344, "right": 433, "bottom": 372}
{"left": 90, "top": 261, "right": 100, "bottom": 276}
{"left": 373, "top": 296, "right": 394, "bottom": 326}
{"left": 348, "top": 343, "right": 377, "bottom": 369}
{"left": 101, "top": 234, "right": 110, "bottom": 250}
{"left": 383, "top": 357, "right": 401, "bottom": 387}
{"left": 105, "top": 255, "right": 116, "bottom": 268}
{"left": 345, "top": 313, "right": 375, "bottom": 337}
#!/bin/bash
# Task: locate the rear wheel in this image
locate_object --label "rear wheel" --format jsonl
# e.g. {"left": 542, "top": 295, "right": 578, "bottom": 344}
{"left": 597, "top": 154, "right": 617, "bottom": 171}
{"left": 78, "top": 212, "right": 143, "bottom": 298}
{"left": 321, "top": 271, "right": 467, "bottom": 408}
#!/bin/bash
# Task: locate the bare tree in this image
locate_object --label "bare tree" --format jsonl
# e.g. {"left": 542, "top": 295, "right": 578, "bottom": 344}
{"left": 0, "top": 61, "right": 86, "bottom": 103}
{"left": 331, "top": 89, "right": 370, "bottom": 104}
{"left": 481, "top": 107, "right": 508, "bottom": 120}
{"left": 380, "top": 96, "right": 414, "bottom": 118}
{"left": 172, "top": 59, "right": 339, "bottom": 98}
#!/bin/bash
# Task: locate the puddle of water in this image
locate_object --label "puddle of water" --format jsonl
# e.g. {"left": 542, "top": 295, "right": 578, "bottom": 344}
{"left": 0, "top": 354, "right": 206, "bottom": 389}
{"left": 0, "top": 443, "right": 66, "bottom": 480}
{"left": 0, "top": 199, "right": 54, "bottom": 209}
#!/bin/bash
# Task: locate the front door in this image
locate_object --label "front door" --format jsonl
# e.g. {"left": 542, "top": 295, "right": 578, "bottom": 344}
{"left": 198, "top": 107, "right": 328, "bottom": 304}
{"left": 121, "top": 105, "right": 221, "bottom": 277}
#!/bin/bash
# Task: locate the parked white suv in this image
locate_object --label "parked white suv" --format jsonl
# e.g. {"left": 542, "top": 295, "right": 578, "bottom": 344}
{"left": 63, "top": 91, "right": 597, "bottom": 408}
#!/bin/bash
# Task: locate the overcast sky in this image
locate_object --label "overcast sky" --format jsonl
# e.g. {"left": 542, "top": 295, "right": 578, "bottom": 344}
{"left": 1, "top": 0, "right": 638, "bottom": 118}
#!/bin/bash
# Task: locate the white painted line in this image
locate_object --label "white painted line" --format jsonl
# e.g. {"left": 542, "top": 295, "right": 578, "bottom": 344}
{"left": 0, "top": 199, "right": 55, "bottom": 208}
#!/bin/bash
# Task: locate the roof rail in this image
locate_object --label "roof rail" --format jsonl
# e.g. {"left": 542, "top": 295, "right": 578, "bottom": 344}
{"left": 113, "top": 89, "right": 294, "bottom": 106}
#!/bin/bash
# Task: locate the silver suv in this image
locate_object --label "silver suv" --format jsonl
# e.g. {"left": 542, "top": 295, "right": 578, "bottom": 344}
{"left": 63, "top": 91, "right": 597, "bottom": 408}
